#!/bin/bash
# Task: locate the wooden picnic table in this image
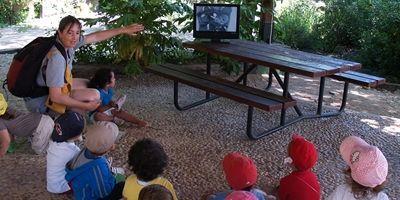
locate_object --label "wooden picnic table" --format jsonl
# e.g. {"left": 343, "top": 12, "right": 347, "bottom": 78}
{"left": 181, "top": 40, "right": 363, "bottom": 138}
{"left": 183, "top": 40, "right": 361, "bottom": 78}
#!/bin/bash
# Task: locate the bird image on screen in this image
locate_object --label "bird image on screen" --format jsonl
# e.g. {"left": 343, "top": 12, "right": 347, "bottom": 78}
{"left": 196, "top": 6, "right": 237, "bottom": 32}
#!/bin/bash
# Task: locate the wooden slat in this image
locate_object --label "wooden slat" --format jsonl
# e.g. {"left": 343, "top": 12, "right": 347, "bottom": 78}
{"left": 215, "top": 44, "right": 340, "bottom": 74}
{"left": 232, "top": 40, "right": 362, "bottom": 71}
{"left": 184, "top": 42, "right": 325, "bottom": 77}
{"left": 344, "top": 71, "right": 386, "bottom": 85}
{"left": 161, "top": 63, "right": 297, "bottom": 108}
{"left": 329, "top": 71, "right": 385, "bottom": 87}
{"left": 145, "top": 65, "right": 296, "bottom": 111}
{"left": 230, "top": 41, "right": 341, "bottom": 70}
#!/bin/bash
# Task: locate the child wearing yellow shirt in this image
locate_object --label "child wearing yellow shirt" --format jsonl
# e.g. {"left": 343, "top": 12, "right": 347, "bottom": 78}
{"left": 122, "top": 138, "right": 178, "bottom": 200}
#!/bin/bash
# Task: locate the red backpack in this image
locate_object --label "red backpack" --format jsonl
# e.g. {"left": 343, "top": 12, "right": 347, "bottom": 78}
{"left": 4, "top": 36, "right": 67, "bottom": 98}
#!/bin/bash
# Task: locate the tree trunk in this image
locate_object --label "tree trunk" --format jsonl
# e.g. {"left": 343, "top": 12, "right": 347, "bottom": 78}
{"left": 259, "top": 0, "right": 274, "bottom": 44}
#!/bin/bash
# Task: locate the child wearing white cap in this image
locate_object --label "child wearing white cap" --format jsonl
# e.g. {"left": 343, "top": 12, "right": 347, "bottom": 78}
{"left": 327, "top": 136, "right": 389, "bottom": 200}
{"left": 65, "top": 122, "right": 120, "bottom": 199}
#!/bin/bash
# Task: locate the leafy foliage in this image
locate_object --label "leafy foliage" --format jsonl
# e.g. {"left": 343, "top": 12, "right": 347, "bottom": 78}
{"left": 318, "top": 0, "right": 400, "bottom": 82}
{"left": 0, "top": 0, "right": 29, "bottom": 26}
{"left": 78, "top": 0, "right": 191, "bottom": 75}
{"left": 274, "top": 0, "right": 322, "bottom": 51}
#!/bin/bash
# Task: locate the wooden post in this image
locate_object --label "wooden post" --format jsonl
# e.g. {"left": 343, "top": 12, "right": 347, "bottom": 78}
{"left": 260, "top": 0, "right": 274, "bottom": 44}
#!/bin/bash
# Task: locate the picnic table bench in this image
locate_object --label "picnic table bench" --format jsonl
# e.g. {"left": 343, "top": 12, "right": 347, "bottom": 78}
{"left": 145, "top": 39, "right": 385, "bottom": 139}
{"left": 145, "top": 63, "right": 297, "bottom": 139}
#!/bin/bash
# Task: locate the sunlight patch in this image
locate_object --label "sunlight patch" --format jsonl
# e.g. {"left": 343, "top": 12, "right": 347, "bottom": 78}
{"left": 349, "top": 90, "right": 371, "bottom": 98}
{"left": 360, "top": 119, "right": 379, "bottom": 129}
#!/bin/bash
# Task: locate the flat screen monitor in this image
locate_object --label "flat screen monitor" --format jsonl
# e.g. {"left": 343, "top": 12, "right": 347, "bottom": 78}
{"left": 193, "top": 3, "right": 240, "bottom": 41}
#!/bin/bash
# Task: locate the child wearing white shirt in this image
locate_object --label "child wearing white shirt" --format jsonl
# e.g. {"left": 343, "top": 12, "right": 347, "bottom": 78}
{"left": 46, "top": 111, "right": 85, "bottom": 194}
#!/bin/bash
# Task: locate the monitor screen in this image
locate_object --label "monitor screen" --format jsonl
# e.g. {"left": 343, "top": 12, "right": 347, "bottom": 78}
{"left": 193, "top": 4, "right": 240, "bottom": 40}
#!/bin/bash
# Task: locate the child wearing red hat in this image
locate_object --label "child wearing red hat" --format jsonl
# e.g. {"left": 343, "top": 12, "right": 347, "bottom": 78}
{"left": 206, "top": 152, "right": 275, "bottom": 200}
{"left": 278, "top": 134, "right": 321, "bottom": 200}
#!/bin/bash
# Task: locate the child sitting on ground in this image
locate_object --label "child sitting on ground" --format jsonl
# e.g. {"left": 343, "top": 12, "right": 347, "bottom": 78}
{"left": 122, "top": 138, "right": 178, "bottom": 200}
{"left": 65, "top": 123, "right": 120, "bottom": 199}
{"left": 88, "top": 68, "right": 147, "bottom": 127}
{"left": 46, "top": 111, "right": 84, "bottom": 194}
{"left": 327, "top": 136, "right": 389, "bottom": 200}
{"left": 278, "top": 134, "right": 320, "bottom": 200}
{"left": 207, "top": 152, "right": 274, "bottom": 200}
{"left": 0, "top": 92, "right": 54, "bottom": 157}
{"left": 138, "top": 184, "right": 174, "bottom": 200}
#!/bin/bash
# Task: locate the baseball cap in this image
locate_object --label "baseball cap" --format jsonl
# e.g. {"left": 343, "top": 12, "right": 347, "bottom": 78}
{"left": 223, "top": 152, "right": 258, "bottom": 190}
{"left": 0, "top": 93, "right": 7, "bottom": 115}
{"left": 340, "top": 136, "right": 388, "bottom": 188}
{"left": 225, "top": 191, "right": 257, "bottom": 200}
{"left": 51, "top": 111, "right": 84, "bottom": 142}
{"left": 288, "top": 134, "right": 318, "bottom": 171}
{"left": 85, "top": 122, "right": 119, "bottom": 154}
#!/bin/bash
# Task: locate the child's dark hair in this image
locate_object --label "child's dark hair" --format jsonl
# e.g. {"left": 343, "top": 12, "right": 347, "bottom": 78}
{"left": 345, "top": 168, "right": 386, "bottom": 199}
{"left": 138, "top": 184, "right": 173, "bottom": 200}
{"left": 128, "top": 139, "right": 168, "bottom": 182}
{"left": 88, "top": 68, "right": 113, "bottom": 89}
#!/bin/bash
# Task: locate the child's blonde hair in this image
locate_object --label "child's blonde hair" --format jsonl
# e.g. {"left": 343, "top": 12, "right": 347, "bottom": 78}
{"left": 345, "top": 168, "right": 386, "bottom": 199}
{"left": 138, "top": 184, "right": 173, "bottom": 200}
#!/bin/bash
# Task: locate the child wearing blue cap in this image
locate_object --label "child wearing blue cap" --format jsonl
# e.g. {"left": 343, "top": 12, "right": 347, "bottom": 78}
{"left": 46, "top": 111, "right": 85, "bottom": 194}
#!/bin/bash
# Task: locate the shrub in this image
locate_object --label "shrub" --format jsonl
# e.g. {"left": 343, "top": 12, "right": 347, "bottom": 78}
{"left": 0, "top": 0, "right": 29, "bottom": 25}
{"left": 356, "top": 1, "right": 400, "bottom": 82}
{"left": 274, "top": 0, "right": 322, "bottom": 51}
{"left": 78, "top": 0, "right": 191, "bottom": 75}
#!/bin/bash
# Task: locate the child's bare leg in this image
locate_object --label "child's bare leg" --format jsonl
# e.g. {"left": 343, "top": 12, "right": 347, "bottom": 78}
{"left": 0, "top": 130, "right": 11, "bottom": 158}
{"left": 111, "top": 109, "right": 146, "bottom": 127}
{"left": 94, "top": 112, "right": 114, "bottom": 122}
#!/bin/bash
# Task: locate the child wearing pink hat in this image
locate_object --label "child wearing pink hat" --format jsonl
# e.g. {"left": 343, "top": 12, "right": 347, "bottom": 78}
{"left": 278, "top": 134, "right": 320, "bottom": 200}
{"left": 327, "top": 136, "right": 389, "bottom": 200}
{"left": 206, "top": 152, "right": 275, "bottom": 200}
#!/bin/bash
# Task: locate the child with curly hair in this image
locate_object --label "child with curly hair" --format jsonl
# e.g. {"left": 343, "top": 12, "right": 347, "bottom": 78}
{"left": 88, "top": 68, "right": 146, "bottom": 127}
{"left": 327, "top": 136, "right": 389, "bottom": 200}
{"left": 122, "top": 138, "right": 178, "bottom": 200}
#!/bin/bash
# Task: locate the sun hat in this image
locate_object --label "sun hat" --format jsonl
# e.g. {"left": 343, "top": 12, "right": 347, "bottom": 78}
{"left": 223, "top": 152, "right": 258, "bottom": 190}
{"left": 85, "top": 122, "right": 119, "bottom": 154}
{"left": 0, "top": 93, "right": 8, "bottom": 116}
{"left": 340, "top": 136, "right": 388, "bottom": 188}
{"left": 288, "top": 134, "right": 318, "bottom": 171}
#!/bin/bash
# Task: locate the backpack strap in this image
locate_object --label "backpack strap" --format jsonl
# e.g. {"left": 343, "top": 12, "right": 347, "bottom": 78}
{"left": 42, "top": 41, "right": 69, "bottom": 84}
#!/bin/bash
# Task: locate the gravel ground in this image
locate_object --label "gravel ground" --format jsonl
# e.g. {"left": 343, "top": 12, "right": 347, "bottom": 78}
{"left": 0, "top": 54, "right": 399, "bottom": 199}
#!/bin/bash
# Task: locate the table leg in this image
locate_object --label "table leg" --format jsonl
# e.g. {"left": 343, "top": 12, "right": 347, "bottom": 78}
{"left": 270, "top": 69, "right": 303, "bottom": 116}
{"left": 265, "top": 69, "right": 273, "bottom": 91}
{"left": 206, "top": 53, "right": 211, "bottom": 99}
{"left": 317, "top": 77, "right": 326, "bottom": 115}
{"left": 243, "top": 62, "right": 248, "bottom": 86}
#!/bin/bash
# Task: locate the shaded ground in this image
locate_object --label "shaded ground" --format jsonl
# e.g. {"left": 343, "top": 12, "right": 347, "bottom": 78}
{"left": 0, "top": 59, "right": 399, "bottom": 199}
{"left": 1, "top": 25, "right": 399, "bottom": 200}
